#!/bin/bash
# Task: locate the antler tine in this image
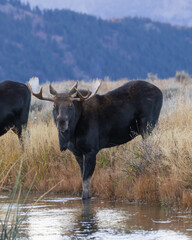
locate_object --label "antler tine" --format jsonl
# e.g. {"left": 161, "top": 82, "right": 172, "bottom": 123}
{"left": 71, "top": 79, "right": 102, "bottom": 102}
{"left": 85, "top": 79, "right": 102, "bottom": 101}
{"left": 49, "top": 84, "right": 58, "bottom": 96}
{"left": 27, "top": 82, "right": 54, "bottom": 102}
{"left": 69, "top": 82, "right": 78, "bottom": 95}
{"left": 75, "top": 88, "right": 91, "bottom": 101}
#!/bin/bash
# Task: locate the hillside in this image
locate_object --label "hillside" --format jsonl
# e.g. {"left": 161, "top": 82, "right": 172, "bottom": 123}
{"left": 21, "top": 0, "right": 192, "bottom": 27}
{"left": 0, "top": 0, "right": 192, "bottom": 83}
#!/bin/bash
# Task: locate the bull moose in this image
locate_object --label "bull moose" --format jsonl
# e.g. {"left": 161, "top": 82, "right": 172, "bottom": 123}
{"left": 0, "top": 80, "right": 31, "bottom": 142}
{"left": 27, "top": 78, "right": 163, "bottom": 200}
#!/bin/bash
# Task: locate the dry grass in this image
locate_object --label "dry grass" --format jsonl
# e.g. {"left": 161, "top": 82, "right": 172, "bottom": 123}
{"left": 1, "top": 77, "right": 192, "bottom": 208}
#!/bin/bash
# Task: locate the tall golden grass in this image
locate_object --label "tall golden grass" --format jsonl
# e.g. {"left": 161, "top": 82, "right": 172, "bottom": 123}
{"left": 1, "top": 78, "right": 192, "bottom": 208}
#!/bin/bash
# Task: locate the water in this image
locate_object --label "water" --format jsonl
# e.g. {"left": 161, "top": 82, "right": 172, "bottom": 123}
{"left": 0, "top": 194, "right": 192, "bottom": 240}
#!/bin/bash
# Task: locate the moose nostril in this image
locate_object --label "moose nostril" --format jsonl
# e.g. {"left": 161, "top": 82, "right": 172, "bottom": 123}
{"left": 57, "top": 116, "right": 63, "bottom": 121}
{"left": 59, "top": 119, "right": 65, "bottom": 125}
{"left": 57, "top": 116, "right": 68, "bottom": 125}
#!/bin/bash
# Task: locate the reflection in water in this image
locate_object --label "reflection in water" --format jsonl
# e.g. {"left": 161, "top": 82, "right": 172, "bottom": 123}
{"left": 0, "top": 194, "right": 192, "bottom": 240}
{"left": 69, "top": 200, "right": 98, "bottom": 239}
{"left": 27, "top": 208, "right": 76, "bottom": 240}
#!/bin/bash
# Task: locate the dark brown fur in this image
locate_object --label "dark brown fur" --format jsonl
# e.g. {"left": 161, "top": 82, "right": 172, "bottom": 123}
{"left": 52, "top": 80, "right": 163, "bottom": 199}
{"left": 0, "top": 80, "right": 31, "bottom": 142}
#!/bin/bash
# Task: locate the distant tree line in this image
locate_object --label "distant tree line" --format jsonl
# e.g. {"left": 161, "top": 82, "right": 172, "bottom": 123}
{"left": 0, "top": 0, "right": 192, "bottom": 83}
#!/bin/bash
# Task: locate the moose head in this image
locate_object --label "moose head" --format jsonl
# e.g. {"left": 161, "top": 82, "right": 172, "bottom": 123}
{"left": 27, "top": 78, "right": 102, "bottom": 150}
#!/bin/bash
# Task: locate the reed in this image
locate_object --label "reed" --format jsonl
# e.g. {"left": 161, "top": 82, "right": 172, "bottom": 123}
{"left": 1, "top": 78, "right": 192, "bottom": 207}
{"left": 0, "top": 159, "right": 34, "bottom": 240}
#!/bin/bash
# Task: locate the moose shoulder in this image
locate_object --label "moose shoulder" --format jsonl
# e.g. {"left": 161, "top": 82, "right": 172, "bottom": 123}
{"left": 28, "top": 79, "right": 163, "bottom": 200}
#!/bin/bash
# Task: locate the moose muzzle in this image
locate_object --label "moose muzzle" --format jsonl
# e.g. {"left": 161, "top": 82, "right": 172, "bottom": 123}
{"left": 57, "top": 116, "right": 69, "bottom": 132}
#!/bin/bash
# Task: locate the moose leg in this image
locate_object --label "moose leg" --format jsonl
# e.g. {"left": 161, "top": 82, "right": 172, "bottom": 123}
{"left": 75, "top": 155, "right": 84, "bottom": 176}
{"left": 82, "top": 153, "right": 96, "bottom": 200}
{"left": 12, "top": 122, "right": 28, "bottom": 150}
{"left": 12, "top": 124, "right": 22, "bottom": 141}
{"left": 139, "top": 117, "right": 154, "bottom": 139}
{"left": 15, "top": 108, "right": 30, "bottom": 146}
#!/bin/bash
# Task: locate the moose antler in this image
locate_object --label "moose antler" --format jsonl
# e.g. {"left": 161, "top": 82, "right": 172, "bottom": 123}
{"left": 27, "top": 78, "right": 102, "bottom": 102}
{"left": 27, "top": 78, "right": 54, "bottom": 102}
{"left": 69, "top": 82, "right": 78, "bottom": 95}
{"left": 49, "top": 84, "right": 58, "bottom": 96}
{"left": 75, "top": 89, "right": 91, "bottom": 101}
{"left": 86, "top": 79, "right": 102, "bottom": 100}
{"left": 72, "top": 79, "right": 102, "bottom": 101}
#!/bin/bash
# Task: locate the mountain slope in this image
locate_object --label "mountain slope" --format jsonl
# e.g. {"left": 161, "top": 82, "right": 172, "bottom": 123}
{"left": 21, "top": 0, "right": 192, "bottom": 27}
{"left": 0, "top": 0, "right": 192, "bottom": 83}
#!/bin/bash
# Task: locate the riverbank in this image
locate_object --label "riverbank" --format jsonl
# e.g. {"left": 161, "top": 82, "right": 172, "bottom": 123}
{"left": 1, "top": 78, "right": 192, "bottom": 208}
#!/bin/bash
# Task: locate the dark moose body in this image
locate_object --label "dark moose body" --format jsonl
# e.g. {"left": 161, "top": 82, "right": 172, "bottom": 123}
{"left": 28, "top": 79, "right": 163, "bottom": 199}
{"left": 0, "top": 80, "right": 31, "bottom": 141}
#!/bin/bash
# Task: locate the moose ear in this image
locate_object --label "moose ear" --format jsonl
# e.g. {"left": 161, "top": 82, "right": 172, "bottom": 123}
{"left": 49, "top": 84, "right": 58, "bottom": 96}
